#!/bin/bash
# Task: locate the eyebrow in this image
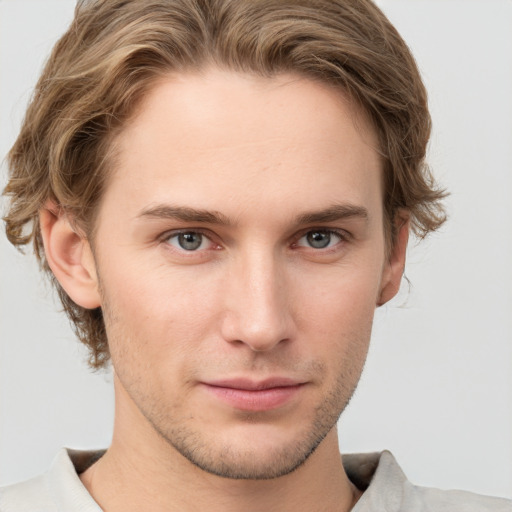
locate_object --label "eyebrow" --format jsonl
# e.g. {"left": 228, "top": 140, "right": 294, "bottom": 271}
{"left": 137, "top": 203, "right": 368, "bottom": 226}
{"left": 137, "top": 205, "right": 232, "bottom": 225}
{"left": 295, "top": 204, "right": 369, "bottom": 225}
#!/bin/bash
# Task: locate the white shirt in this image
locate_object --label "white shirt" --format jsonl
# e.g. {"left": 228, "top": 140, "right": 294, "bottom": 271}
{"left": 1, "top": 449, "right": 510, "bottom": 511}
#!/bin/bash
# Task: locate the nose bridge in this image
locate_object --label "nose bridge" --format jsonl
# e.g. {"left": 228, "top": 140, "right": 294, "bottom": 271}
{"left": 222, "top": 245, "right": 292, "bottom": 351}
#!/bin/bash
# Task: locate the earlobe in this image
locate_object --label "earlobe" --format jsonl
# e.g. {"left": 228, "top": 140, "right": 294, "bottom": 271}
{"left": 377, "top": 215, "right": 409, "bottom": 306}
{"left": 40, "top": 203, "right": 101, "bottom": 309}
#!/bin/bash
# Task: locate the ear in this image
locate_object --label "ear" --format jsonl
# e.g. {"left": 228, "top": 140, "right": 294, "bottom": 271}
{"left": 39, "top": 202, "right": 101, "bottom": 309}
{"left": 377, "top": 214, "right": 409, "bottom": 306}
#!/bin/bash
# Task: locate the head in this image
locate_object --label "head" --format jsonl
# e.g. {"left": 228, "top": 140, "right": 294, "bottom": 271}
{"left": 3, "top": 0, "right": 446, "bottom": 480}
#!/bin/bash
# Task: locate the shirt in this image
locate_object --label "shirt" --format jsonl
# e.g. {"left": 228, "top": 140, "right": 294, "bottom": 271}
{"left": 1, "top": 449, "right": 510, "bottom": 511}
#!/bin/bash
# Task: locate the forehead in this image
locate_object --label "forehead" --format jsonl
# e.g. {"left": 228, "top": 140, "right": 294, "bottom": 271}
{"left": 101, "top": 68, "right": 383, "bottom": 226}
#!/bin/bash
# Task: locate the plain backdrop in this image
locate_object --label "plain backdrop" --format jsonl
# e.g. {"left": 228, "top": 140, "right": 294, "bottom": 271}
{"left": 1, "top": 0, "right": 511, "bottom": 499}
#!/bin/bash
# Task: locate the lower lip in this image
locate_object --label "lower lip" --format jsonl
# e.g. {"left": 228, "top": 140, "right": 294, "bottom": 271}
{"left": 202, "top": 384, "right": 303, "bottom": 412}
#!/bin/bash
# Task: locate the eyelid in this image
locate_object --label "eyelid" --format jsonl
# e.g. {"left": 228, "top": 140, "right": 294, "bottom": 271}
{"left": 293, "top": 227, "right": 351, "bottom": 244}
{"left": 159, "top": 228, "right": 222, "bottom": 251}
{"left": 160, "top": 227, "right": 213, "bottom": 241}
{"left": 289, "top": 228, "right": 352, "bottom": 258}
{"left": 157, "top": 226, "right": 350, "bottom": 253}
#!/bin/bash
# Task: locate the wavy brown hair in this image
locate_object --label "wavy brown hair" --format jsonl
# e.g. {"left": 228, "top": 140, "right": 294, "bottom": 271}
{"left": 3, "top": 0, "right": 446, "bottom": 368}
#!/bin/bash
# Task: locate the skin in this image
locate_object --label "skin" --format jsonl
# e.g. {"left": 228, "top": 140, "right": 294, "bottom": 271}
{"left": 41, "top": 69, "right": 408, "bottom": 511}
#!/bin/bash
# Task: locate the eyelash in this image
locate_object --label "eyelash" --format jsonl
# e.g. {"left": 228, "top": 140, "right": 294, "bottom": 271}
{"left": 159, "top": 227, "right": 350, "bottom": 254}
{"left": 293, "top": 228, "right": 348, "bottom": 251}
{"left": 160, "top": 229, "right": 219, "bottom": 252}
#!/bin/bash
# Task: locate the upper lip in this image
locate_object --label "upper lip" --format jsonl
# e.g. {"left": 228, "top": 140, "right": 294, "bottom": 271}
{"left": 203, "top": 377, "right": 304, "bottom": 391}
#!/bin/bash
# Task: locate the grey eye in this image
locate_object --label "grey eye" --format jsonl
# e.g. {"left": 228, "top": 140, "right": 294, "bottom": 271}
{"left": 296, "top": 230, "right": 342, "bottom": 250}
{"left": 177, "top": 232, "right": 204, "bottom": 251}
{"left": 306, "top": 231, "right": 332, "bottom": 249}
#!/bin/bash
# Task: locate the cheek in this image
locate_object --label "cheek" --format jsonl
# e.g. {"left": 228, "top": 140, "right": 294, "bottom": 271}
{"left": 292, "top": 264, "right": 380, "bottom": 363}
{"left": 98, "top": 256, "right": 219, "bottom": 365}
{"left": 294, "top": 262, "right": 382, "bottom": 323}
{"left": 98, "top": 240, "right": 383, "bottom": 373}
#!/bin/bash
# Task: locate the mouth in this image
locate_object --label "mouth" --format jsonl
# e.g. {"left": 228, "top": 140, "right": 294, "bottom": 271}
{"left": 200, "top": 378, "right": 306, "bottom": 412}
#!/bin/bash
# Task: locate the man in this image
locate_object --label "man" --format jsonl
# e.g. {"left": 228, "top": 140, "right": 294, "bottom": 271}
{"left": 1, "top": 0, "right": 510, "bottom": 510}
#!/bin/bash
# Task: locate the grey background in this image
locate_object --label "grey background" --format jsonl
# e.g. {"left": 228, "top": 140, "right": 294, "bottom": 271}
{"left": 1, "top": 0, "right": 511, "bottom": 498}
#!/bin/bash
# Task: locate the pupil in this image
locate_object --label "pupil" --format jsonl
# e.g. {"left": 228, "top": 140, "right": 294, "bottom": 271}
{"left": 178, "top": 232, "right": 202, "bottom": 250}
{"left": 307, "top": 231, "right": 330, "bottom": 249}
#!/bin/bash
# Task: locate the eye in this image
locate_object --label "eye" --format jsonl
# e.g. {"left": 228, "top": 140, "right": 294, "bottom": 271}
{"left": 296, "top": 230, "right": 343, "bottom": 249}
{"left": 165, "top": 231, "right": 212, "bottom": 251}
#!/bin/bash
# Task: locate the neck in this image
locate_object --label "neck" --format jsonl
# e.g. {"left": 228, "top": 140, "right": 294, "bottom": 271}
{"left": 80, "top": 381, "right": 361, "bottom": 512}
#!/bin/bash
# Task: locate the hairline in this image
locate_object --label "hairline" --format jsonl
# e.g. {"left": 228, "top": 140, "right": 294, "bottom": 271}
{"left": 82, "top": 66, "right": 394, "bottom": 255}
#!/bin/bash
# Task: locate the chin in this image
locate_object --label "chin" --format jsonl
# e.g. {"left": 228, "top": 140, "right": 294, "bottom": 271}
{"left": 153, "top": 411, "right": 338, "bottom": 480}
{"left": 175, "top": 433, "right": 327, "bottom": 480}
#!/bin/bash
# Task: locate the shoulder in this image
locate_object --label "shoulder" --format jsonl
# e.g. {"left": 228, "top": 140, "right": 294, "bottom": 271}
{"left": 410, "top": 485, "right": 512, "bottom": 512}
{"left": 0, "top": 448, "right": 104, "bottom": 512}
{"left": 345, "top": 451, "right": 512, "bottom": 512}
{"left": 0, "top": 473, "right": 56, "bottom": 512}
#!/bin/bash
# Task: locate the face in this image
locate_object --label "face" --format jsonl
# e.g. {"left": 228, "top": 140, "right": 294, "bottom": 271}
{"left": 89, "top": 69, "right": 398, "bottom": 479}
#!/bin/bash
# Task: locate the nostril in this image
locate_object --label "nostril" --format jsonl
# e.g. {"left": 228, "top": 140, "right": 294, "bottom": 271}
{"left": 221, "top": 310, "right": 293, "bottom": 352}
{"left": 219, "top": 258, "right": 294, "bottom": 350}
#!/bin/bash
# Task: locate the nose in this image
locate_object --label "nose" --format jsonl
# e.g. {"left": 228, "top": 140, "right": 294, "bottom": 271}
{"left": 220, "top": 250, "right": 295, "bottom": 352}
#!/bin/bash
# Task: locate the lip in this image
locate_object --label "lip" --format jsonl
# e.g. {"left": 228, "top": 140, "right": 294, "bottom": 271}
{"left": 201, "top": 378, "right": 305, "bottom": 411}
